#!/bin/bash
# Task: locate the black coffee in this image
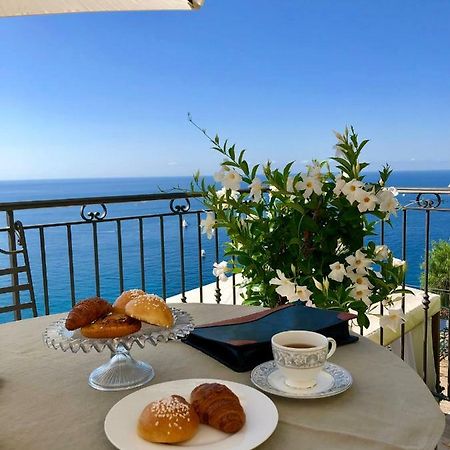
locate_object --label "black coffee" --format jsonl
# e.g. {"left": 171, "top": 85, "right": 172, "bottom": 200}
{"left": 284, "top": 343, "right": 314, "bottom": 349}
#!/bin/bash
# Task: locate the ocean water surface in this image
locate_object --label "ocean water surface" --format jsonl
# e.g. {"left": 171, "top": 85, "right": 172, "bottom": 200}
{"left": 0, "top": 171, "right": 449, "bottom": 323}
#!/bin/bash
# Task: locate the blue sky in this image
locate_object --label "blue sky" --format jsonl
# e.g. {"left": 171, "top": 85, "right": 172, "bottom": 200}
{"left": 0, "top": 0, "right": 449, "bottom": 180}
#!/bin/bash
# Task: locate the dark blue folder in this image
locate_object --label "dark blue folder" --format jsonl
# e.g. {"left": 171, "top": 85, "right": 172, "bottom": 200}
{"left": 184, "top": 302, "right": 358, "bottom": 372}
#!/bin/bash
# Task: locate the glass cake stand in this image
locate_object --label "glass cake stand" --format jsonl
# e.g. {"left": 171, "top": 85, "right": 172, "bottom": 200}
{"left": 42, "top": 307, "right": 194, "bottom": 391}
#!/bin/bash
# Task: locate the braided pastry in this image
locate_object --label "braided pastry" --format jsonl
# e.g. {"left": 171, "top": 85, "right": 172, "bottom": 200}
{"left": 190, "top": 383, "right": 245, "bottom": 433}
{"left": 65, "top": 297, "right": 112, "bottom": 331}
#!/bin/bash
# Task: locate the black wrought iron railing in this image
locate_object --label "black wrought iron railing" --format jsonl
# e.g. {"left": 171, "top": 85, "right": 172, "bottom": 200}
{"left": 0, "top": 192, "right": 234, "bottom": 320}
{"left": 0, "top": 187, "right": 449, "bottom": 399}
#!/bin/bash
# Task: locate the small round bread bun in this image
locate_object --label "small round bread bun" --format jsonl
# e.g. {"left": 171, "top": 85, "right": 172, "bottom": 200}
{"left": 137, "top": 395, "right": 199, "bottom": 444}
{"left": 113, "top": 289, "right": 146, "bottom": 314}
{"left": 80, "top": 313, "right": 141, "bottom": 338}
{"left": 125, "top": 293, "right": 174, "bottom": 328}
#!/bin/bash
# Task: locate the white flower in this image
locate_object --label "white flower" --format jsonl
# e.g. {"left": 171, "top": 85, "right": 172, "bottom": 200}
{"left": 269, "top": 270, "right": 298, "bottom": 301}
{"left": 221, "top": 169, "right": 242, "bottom": 191}
{"left": 213, "top": 167, "right": 226, "bottom": 183}
{"left": 249, "top": 177, "right": 263, "bottom": 202}
{"left": 374, "top": 245, "right": 389, "bottom": 261}
{"left": 351, "top": 283, "right": 372, "bottom": 307}
{"left": 295, "top": 175, "right": 323, "bottom": 199}
{"left": 377, "top": 189, "right": 399, "bottom": 217}
{"left": 312, "top": 277, "right": 329, "bottom": 293}
{"left": 379, "top": 308, "right": 406, "bottom": 332}
{"left": 213, "top": 261, "right": 230, "bottom": 282}
{"left": 295, "top": 285, "right": 313, "bottom": 302}
{"left": 342, "top": 180, "right": 364, "bottom": 204}
{"left": 328, "top": 262, "right": 346, "bottom": 282}
{"left": 345, "top": 249, "right": 372, "bottom": 274}
{"left": 307, "top": 161, "right": 323, "bottom": 181}
{"left": 199, "top": 212, "right": 215, "bottom": 239}
{"left": 355, "top": 188, "right": 378, "bottom": 213}
{"left": 392, "top": 258, "right": 406, "bottom": 268}
{"left": 268, "top": 185, "right": 278, "bottom": 199}
{"left": 345, "top": 269, "right": 373, "bottom": 288}
{"left": 388, "top": 186, "right": 399, "bottom": 197}
{"left": 333, "top": 175, "right": 346, "bottom": 196}
{"left": 216, "top": 188, "right": 239, "bottom": 206}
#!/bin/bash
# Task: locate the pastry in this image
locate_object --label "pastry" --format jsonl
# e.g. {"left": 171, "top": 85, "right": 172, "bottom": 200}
{"left": 112, "top": 289, "right": 146, "bottom": 314}
{"left": 125, "top": 293, "right": 174, "bottom": 328}
{"left": 190, "top": 383, "right": 245, "bottom": 433}
{"left": 65, "top": 297, "right": 112, "bottom": 331}
{"left": 137, "top": 395, "right": 199, "bottom": 443}
{"left": 80, "top": 313, "right": 141, "bottom": 338}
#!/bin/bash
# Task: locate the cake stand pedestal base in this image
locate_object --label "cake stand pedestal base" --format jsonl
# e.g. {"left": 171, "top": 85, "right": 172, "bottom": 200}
{"left": 88, "top": 345, "right": 154, "bottom": 391}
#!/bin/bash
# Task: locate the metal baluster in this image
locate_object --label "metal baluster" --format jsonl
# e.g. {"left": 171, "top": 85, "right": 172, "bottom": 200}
{"left": 66, "top": 225, "right": 76, "bottom": 307}
{"left": 379, "top": 220, "right": 385, "bottom": 346}
{"left": 17, "top": 222, "right": 37, "bottom": 317}
{"left": 6, "top": 211, "right": 21, "bottom": 320}
{"left": 92, "top": 222, "right": 100, "bottom": 297}
{"left": 138, "top": 218, "right": 145, "bottom": 291}
{"left": 401, "top": 209, "right": 407, "bottom": 360}
{"left": 159, "top": 217, "right": 167, "bottom": 300}
{"left": 116, "top": 220, "right": 124, "bottom": 293}
{"left": 422, "top": 209, "right": 431, "bottom": 384}
{"left": 196, "top": 212, "right": 203, "bottom": 303}
{"left": 232, "top": 272, "right": 236, "bottom": 305}
{"left": 178, "top": 215, "right": 186, "bottom": 303}
{"left": 214, "top": 225, "right": 221, "bottom": 303}
{"left": 39, "top": 227, "right": 50, "bottom": 315}
{"left": 448, "top": 289, "right": 450, "bottom": 399}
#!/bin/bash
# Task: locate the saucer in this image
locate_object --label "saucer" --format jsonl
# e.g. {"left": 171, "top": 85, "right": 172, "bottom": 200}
{"left": 251, "top": 361, "right": 352, "bottom": 399}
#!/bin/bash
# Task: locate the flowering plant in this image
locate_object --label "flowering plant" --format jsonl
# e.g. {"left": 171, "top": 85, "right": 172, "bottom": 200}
{"left": 192, "top": 123, "right": 408, "bottom": 328}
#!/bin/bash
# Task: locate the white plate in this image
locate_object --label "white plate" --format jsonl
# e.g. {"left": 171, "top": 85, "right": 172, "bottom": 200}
{"left": 251, "top": 361, "right": 352, "bottom": 399}
{"left": 104, "top": 378, "right": 278, "bottom": 450}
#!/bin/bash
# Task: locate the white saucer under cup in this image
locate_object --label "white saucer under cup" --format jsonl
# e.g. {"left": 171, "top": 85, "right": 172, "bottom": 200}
{"left": 251, "top": 361, "right": 352, "bottom": 399}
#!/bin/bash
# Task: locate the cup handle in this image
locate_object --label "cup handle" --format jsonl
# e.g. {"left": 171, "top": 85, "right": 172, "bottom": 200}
{"left": 327, "top": 338, "right": 337, "bottom": 359}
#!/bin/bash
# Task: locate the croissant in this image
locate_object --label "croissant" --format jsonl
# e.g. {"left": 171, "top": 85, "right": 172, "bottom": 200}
{"left": 190, "top": 383, "right": 246, "bottom": 433}
{"left": 65, "top": 297, "right": 112, "bottom": 331}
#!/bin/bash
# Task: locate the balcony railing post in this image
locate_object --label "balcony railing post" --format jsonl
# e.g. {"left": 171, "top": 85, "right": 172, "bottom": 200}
{"left": 6, "top": 210, "right": 21, "bottom": 320}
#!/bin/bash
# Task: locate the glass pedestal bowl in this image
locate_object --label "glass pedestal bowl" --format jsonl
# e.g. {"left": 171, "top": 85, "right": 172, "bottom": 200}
{"left": 43, "top": 307, "right": 194, "bottom": 391}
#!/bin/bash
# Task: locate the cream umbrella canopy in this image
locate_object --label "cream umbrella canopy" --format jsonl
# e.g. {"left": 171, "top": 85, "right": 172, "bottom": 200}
{"left": 0, "top": 0, "right": 204, "bottom": 18}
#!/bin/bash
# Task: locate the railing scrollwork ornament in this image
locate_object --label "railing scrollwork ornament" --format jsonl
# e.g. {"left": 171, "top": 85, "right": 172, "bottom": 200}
{"left": 169, "top": 198, "right": 191, "bottom": 214}
{"left": 80, "top": 204, "right": 108, "bottom": 222}
{"left": 415, "top": 193, "right": 442, "bottom": 209}
{"left": 14, "top": 221, "right": 25, "bottom": 247}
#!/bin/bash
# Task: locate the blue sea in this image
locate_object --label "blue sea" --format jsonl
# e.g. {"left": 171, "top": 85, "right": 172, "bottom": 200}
{"left": 0, "top": 172, "right": 449, "bottom": 323}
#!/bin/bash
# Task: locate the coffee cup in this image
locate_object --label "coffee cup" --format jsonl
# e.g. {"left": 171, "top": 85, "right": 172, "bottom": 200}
{"left": 271, "top": 330, "right": 336, "bottom": 389}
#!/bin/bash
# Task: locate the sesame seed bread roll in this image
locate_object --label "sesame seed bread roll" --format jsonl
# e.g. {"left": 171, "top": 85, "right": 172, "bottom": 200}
{"left": 113, "top": 289, "right": 146, "bottom": 314}
{"left": 137, "top": 395, "right": 199, "bottom": 444}
{"left": 125, "top": 293, "right": 174, "bottom": 328}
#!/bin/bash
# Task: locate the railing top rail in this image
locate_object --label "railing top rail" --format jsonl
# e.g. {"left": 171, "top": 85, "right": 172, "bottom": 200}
{"left": 0, "top": 186, "right": 448, "bottom": 212}
{"left": 397, "top": 187, "right": 450, "bottom": 194}
{"left": 0, "top": 191, "right": 203, "bottom": 211}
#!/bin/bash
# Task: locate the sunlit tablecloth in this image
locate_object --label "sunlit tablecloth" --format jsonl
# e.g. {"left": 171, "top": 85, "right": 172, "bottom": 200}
{"left": 0, "top": 303, "right": 444, "bottom": 450}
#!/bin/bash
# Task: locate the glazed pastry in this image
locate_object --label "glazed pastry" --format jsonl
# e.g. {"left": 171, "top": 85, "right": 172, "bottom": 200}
{"left": 65, "top": 297, "right": 112, "bottom": 331}
{"left": 112, "top": 289, "right": 146, "bottom": 314}
{"left": 190, "top": 383, "right": 245, "bottom": 433}
{"left": 125, "top": 293, "right": 174, "bottom": 328}
{"left": 80, "top": 313, "right": 141, "bottom": 338}
{"left": 137, "top": 395, "right": 199, "bottom": 443}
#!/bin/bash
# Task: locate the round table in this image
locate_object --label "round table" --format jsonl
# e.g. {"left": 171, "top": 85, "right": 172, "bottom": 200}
{"left": 0, "top": 303, "right": 444, "bottom": 450}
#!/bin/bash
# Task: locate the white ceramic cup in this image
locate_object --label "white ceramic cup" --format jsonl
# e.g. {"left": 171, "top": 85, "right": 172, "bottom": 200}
{"left": 271, "top": 330, "right": 337, "bottom": 389}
